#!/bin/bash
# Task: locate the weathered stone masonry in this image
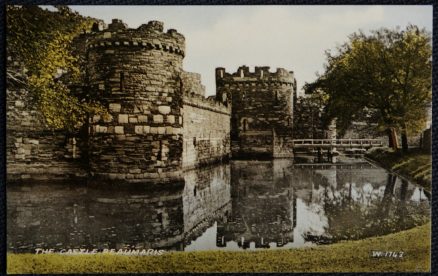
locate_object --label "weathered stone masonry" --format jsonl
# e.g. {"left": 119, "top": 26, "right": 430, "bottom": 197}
{"left": 7, "top": 19, "right": 299, "bottom": 184}
{"left": 181, "top": 72, "right": 206, "bottom": 97}
{"left": 83, "top": 19, "right": 232, "bottom": 183}
{"left": 6, "top": 62, "right": 87, "bottom": 182}
{"left": 86, "top": 19, "right": 187, "bottom": 183}
{"left": 216, "top": 66, "right": 296, "bottom": 159}
{"left": 182, "top": 92, "right": 231, "bottom": 169}
{"left": 180, "top": 70, "right": 231, "bottom": 169}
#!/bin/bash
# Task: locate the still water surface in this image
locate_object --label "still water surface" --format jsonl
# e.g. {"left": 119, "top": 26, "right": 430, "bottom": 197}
{"left": 7, "top": 158, "right": 430, "bottom": 252}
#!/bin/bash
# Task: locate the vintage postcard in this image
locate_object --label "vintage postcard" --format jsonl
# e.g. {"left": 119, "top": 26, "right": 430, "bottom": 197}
{"left": 5, "top": 4, "right": 432, "bottom": 273}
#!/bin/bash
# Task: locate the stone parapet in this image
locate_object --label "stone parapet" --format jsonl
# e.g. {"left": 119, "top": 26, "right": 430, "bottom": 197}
{"left": 86, "top": 19, "right": 185, "bottom": 57}
{"left": 216, "top": 66, "right": 295, "bottom": 85}
{"left": 183, "top": 92, "right": 231, "bottom": 116}
{"left": 216, "top": 65, "right": 295, "bottom": 159}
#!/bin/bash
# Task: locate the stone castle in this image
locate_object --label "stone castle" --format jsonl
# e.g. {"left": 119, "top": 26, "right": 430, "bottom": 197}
{"left": 7, "top": 19, "right": 300, "bottom": 184}
{"left": 216, "top": 66, "right": 296, "bottom": 159}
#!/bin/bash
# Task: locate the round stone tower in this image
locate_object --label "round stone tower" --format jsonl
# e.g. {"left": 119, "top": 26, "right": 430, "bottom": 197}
{"left": 86, "top": 19, "right": 185, "bottom": 183}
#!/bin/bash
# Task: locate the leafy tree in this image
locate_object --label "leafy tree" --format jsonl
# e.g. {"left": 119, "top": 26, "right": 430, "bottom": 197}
{"left": 293, "top": 88, "right": 329, "bottom": 139}
{"left": 7, "top": 5, "right": 103, "bottom": 131}
{"left": 306, "top": 25, "right": 432, "bottom": 152}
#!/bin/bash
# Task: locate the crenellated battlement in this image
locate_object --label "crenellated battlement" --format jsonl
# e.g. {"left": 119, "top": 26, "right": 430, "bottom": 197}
{"left": 183, "top": 91, "right": 231, "bottom": 116}
{"left": 86, "top": 19, "right": 185, "bottom": 57}
{"left": 86, "top": 18, "right": 187, "bottom": 183}
{"left": 215, "top": 65, "right": 295, "bottom": 159}
{"left": 216, "top": 66, "right": 295, "bottom": 84}
{"left": 8, "top": 16, "right": 301, "bottom": 184}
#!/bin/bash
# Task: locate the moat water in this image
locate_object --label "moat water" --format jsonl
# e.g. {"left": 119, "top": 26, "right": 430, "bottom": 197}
{"left": 7, "top": 157, "right": 430, "bottom": 253}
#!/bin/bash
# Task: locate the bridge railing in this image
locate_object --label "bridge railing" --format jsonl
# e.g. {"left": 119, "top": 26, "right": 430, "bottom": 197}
{"left": 292, "top": 139, "right": 384, "bottom": 147}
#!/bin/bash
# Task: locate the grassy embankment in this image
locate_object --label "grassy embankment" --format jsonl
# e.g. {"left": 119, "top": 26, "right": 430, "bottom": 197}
{"left": 366, "top": 148, "right": 432, "bottom": 192}
{"left": 8, "top": 222, "right": 430, "bottom": 273}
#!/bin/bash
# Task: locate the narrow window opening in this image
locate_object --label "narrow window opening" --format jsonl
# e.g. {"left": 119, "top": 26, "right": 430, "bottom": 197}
{"left": 158, "top": 140, "right": 162, "bottom": 161}
{"left": 178, "top": 75, "right": 184, "bottom": 94}
{"left": 243, "top": 119, "right": 248, "bottom": 132}
{"left": 120, "top": 72, "right": 125, "bottom": 92}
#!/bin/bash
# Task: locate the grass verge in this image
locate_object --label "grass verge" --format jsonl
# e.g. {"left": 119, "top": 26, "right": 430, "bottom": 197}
{"left": 7, "top": 222, "right": 430, "bottom": 273}
{"left": 366, "top": 148, "right": 431, "bottom": 192}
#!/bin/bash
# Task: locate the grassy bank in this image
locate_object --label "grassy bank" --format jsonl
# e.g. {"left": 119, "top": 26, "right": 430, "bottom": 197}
{"left": 366, "top": 148, "right": 432, "bottom": 191}
{"left": 8, "top": 222, "right": 430, "bottom": 273}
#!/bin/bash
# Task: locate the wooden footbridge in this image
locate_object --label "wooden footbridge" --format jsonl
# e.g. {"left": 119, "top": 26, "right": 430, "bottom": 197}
{"left": 292, "top": 139, "right": 384, "bottom": 149}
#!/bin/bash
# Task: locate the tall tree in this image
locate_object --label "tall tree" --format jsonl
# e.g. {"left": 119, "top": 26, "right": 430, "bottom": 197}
{"left": 7, "top": 5, "right": 103, "bottom": 131}
{"left": 306, "top": 25, "right": 432, "bottom": 151}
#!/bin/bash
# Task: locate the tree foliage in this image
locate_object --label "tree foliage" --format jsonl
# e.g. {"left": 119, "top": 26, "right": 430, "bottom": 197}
{"left": 306, "top": 25, "right": 432, "bottom": 150}
{"left": 7, "top": 5, "right": 103, "bottom": 131}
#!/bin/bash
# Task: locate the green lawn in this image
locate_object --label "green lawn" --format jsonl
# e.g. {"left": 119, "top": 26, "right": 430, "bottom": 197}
{"left": 7, "top": 222, "right": 430, "bottom": 273}
{"left": 366, "top": 148, "right": 432, "bottom": 192}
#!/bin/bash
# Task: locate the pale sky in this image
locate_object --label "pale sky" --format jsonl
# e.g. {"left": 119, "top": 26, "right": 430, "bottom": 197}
{"left": 69, "top": 5, "right": 432, "bottom": 96}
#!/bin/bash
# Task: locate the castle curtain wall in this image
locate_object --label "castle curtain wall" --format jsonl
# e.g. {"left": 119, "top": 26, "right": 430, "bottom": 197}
{"left": 180, "top": 72, "right": 231, "bottom": 169}
{"left": 182, "top": 97, "right": 231, "bottom": 169}
{"left": 6, "top": 19, "right": 232, "bottom": 184}
{"left": 6, "top": 65, "right": 87, "bottom": 182}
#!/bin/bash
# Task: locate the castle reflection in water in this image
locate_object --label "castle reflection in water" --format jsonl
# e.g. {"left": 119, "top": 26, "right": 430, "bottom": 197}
{"left": 216, "top": 160, "right": 297, "bottom": 249}
{"left": 7, "top": 159, "right": 430, "bottom": 253}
